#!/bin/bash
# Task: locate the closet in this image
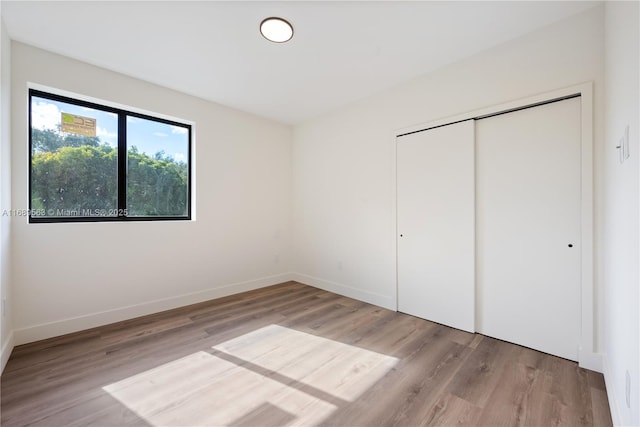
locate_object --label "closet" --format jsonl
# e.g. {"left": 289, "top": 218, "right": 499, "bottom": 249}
{"left": 397, "top": 97, "right": 581, "bottom": 361}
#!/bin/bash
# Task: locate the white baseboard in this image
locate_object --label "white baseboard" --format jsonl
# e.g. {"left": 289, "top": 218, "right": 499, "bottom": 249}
{"left": 602, "top": 353, "right": 624, "bottom": 426}
{"left": 13, "top": 273, "right": 295, "bottom": 346}
{"left": 292, "top": 273, "right": 396, "bottom": 311}
{"left": 1, "top": 330, "right": 14, "bottom": 374}
{"left": 578, "top": 347, "right": 603, "bottom": 372}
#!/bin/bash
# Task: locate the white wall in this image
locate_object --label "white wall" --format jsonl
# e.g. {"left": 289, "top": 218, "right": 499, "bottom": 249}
{"left": 602, "top": 2, "right": 639, "bottom": 425}
{"left": 10, "top": 43, "right": 293, "bottom": 344}
{"left": 292, "top": 6, "right": 604, "bottom": 346}
{"left": 0, "top": 11, "right": 14, "bottom": 371}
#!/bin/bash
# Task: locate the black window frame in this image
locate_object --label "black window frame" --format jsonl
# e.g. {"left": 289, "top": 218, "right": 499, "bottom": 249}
{"left": 29, "top": 89, "right": 192, "bottom": 223}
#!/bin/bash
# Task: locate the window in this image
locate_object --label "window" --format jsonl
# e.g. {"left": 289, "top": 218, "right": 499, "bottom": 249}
{"left": 29, "top": 89, "right": 191, "bottom": 222}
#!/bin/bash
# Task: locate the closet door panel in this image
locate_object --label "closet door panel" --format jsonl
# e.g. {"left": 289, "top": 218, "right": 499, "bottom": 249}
{"left": 476, "top": 97, "right": 581, "bottom": 361}
{"left": 397, "top": 120, "right": 475, "bottom": 332}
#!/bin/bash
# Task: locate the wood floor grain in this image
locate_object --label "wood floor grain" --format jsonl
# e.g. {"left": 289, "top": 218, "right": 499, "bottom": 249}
{"left": 1, "top": 282, "right": 612, "bottom": 426}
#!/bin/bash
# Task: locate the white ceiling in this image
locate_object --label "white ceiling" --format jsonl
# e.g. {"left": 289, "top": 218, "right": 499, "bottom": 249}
{"left": 2, "top": 1, "right": 599, "bottom": 124}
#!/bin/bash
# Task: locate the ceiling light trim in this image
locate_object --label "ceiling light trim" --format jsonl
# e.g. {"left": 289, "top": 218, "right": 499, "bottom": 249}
{"left": 260, "top": 17, "right": 294, "bottom": 43}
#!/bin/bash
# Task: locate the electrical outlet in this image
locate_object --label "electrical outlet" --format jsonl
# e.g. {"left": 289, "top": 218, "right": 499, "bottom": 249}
{"left": 626, "top": 370, "right": 631, "bottom": 408}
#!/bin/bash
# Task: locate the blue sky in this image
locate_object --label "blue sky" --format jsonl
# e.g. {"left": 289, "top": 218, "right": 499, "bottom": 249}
{"left": 32, "top": 97, "right": 189, "bottom": 163}
{"left": 127, "top": 116, "right": 188, "bottom": 163}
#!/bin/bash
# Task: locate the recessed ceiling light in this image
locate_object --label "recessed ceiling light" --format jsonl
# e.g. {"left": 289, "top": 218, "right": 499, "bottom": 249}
{"left": 260, "top": 17, "right": 294, "bottom": 43}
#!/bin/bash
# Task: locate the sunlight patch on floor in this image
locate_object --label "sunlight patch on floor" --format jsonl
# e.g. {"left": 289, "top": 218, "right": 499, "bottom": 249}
{"left": 213, "top": 324, "right": 398, "bottom": 401}
{"left": 103, "top": 325, "right": 398, "bottom": 426}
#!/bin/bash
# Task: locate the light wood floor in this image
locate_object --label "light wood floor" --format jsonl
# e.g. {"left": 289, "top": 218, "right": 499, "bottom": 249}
{"left": 1, "top": 282, "right": 612, "bottom": 426}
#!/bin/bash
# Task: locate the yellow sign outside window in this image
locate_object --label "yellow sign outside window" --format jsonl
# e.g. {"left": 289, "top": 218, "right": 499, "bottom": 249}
{"left": 61, "top": 112, "right": 96, "bottom": 137}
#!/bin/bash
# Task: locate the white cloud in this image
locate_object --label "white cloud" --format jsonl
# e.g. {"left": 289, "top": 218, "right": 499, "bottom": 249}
{"left": 173, "top": 153, "right": 186, "bottom": 162}
{"left": 153, "top": 132, "right": 169, "bottom": 137}
{"left": 97, "top": 126, "right": 117, "bottom": 146}
{"left": 170, "top": 126, "right": 188, "bottom": 135}
{"left": 31, "top": 101, "right": 60, "bottom": 131}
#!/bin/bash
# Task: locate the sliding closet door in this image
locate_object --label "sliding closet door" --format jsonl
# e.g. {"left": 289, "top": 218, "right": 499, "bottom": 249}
{"left": 476, "top": 97, "right": 581, "bottom": 361}
{"left": 397, "top": 120, "right": 475, "bottom": 333}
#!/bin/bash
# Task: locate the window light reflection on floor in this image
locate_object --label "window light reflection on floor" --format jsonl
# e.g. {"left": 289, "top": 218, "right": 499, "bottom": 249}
{"left": 103, "top": 325, "right": 399, "bottom": 426}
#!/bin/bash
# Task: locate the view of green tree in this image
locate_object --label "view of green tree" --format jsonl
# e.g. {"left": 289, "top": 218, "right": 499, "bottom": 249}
{"left": 31, "top": 128, "right": 188, "bottom": 217}
{"left": 127, "top": 147, "right": 188, "bottom": 216}
{"left": 32, "top": 126, "right": 101, "bottom": 152}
